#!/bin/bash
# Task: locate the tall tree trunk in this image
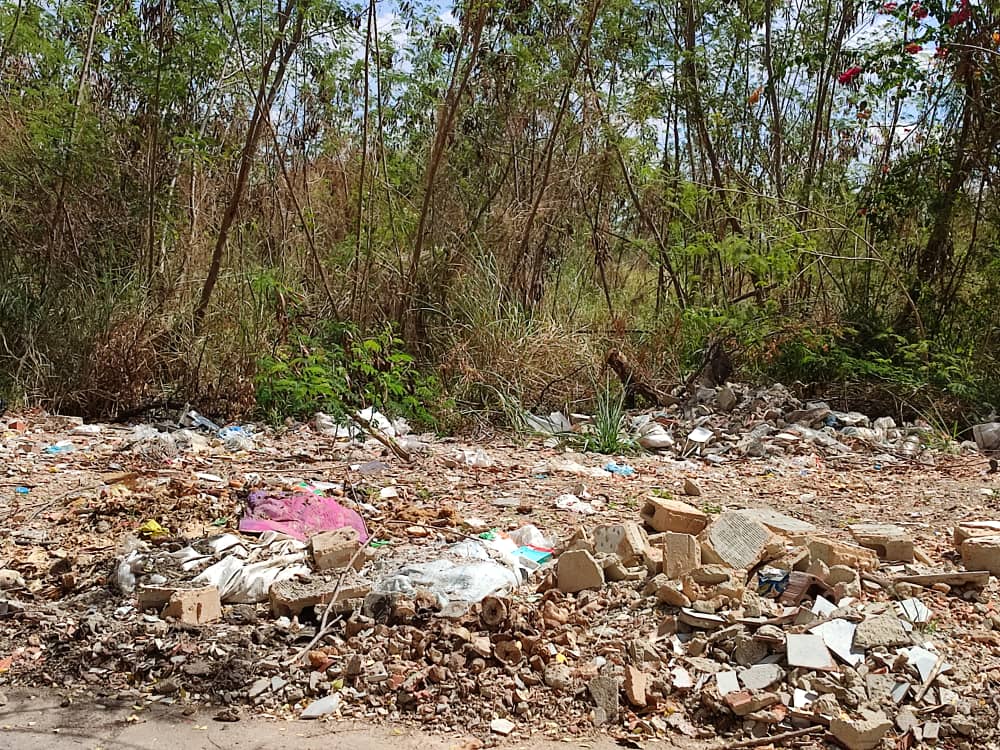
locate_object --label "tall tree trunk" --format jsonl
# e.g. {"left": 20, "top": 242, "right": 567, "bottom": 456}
{"left": 508, "top": 0, "right": 601, "bottom": 305}
{"left": 679, "top": 0, "right": 740, "bottom": 238}
{"left": 762, "top": 0, "right": 783, "bottom": 199}
{"left": 895, "top": 95, "right": 974, "bottom": 332}
{"left": 192, "top": 0, "right": 304, "bottom": 335}
{"left": 48, "top": 0, "right": 103, "bottom": 265}
{"left": 399, "top": 0, "right": 489, "bottom": 335}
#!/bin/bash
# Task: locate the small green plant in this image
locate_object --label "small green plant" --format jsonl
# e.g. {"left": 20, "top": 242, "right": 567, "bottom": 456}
{"left": 255, "top": 323, "right": 444, "bottom": 426}
{"left": 701, "top": 503, "right": 722, "bottom": 515}
{"left": 577, "top": 379, "right": 635, "bottom": 455}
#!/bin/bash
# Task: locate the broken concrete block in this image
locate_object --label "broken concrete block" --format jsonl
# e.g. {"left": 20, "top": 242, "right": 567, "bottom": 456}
{"left": 786, "top": 633, "right": 836, "bottom": 670}
{"left": 732, "top": 634, "right": 767, "bottom": 667}
{"left": 682, "top": 477, "right": 702, "bottom": 497}
{"left": 655, "top": 582, "right": 691, "bottom": 607}
{"left": 867, "top": 674, "right": 901, "bottom": 703}
{"left": 593, "top": 522, "right": 647, "bottom": 566}
{"left": 806, "top": 558, "right": 830, "bottom": 578}
{"left": 489, "top": 718, "right": 515, "bottom": 736}
{"left": 678, "top": 607, "right": 726, "bottom": 630}
{"left": 602, "top": 556, "right": 645, "bottom": 582}
{"left": 681, "top": 567, "right": 744, "bottom": 605}
{"left": 723, "top": 690, "right": 753, "bottom": 716}
{"left": 699, "top": 512, "right": 781, "bottom": 570}
{"left": 849, "top": 523, "right": 914, "bottom": 562}
{"left": 738, "top": 663, "right": 785, "bottom": 691}
{"left": 894, "top": 570, "right": 990, "bottom": 588}
{"left": 587, "top": 675, "right": 620, "bottom": 726}
{"left": 689, "top": 564, "right": 734, "bottom": 585}
{"left": 733, "top": 507, "right": 815, "bottom": 535}
{"left": 271, "top": 577, "right": 371, "bottom": 617}
{"left": 961, "top": 534, "right": 1000, "bottom": 575}
{"left": 715, "top": 671, "right": 740, "bottom": 696}
{"left": 741, "top": 589, "right": 765, "bottom": 618}
{"left": 769, "top": 545, "right": 810, "bottom": 572}
{"left": 827, "top": 564, "right": 862, "bottom": 599}
{"left": 830, "top": 708, "right": 893, "bottom": 750}
{"left": 557, "top": 549, "right": 605, "bottom": 593}
{"left": 310, "top": 527, "right": 363, "bottom": 571}
{"left": 953, "top": 521, "right": 1000, "bottom": 549}
{"left": 807, "top": 537, "right": 879, "bottom": 571}
{"left": 643, "top": 573, "right": 669, "bottom": 596}
{"left": 640, "top": 496, "right": 708, "bottom": 534}
{"left": 137, "top": 585, "right": 181, "bottom": 612}
{"left": 724, "top": 690, "right": 779, "bottom": 717}
{"left": 853, "top": 614, "right": 911, "bottom": 648}
{"left": 661, "top": 532, "right": 701, "bottom": 579}
{"left": 161, "top": 586, "right": 221, "bottom": 625}
{"left": 923, "top": 721, "right": 940, "bottom": 742}
{"left": 623, "top": 665, "right": 647, "bottom": 707}
{"left": 642, "top": 544, "right": 662, "bottom": 575}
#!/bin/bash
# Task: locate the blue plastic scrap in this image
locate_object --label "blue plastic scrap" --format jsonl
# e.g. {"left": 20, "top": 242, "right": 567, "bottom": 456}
{"left": 604, "top": 461, "right": 636, "bottom": 477}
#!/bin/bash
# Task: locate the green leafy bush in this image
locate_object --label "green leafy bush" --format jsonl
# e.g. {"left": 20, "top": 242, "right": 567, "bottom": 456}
{"left": 255, "top": 324, "right": 443, "bottom": 426}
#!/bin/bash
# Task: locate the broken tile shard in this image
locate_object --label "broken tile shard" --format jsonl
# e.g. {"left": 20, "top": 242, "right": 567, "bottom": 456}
{"left": 699, "top": 512, "right": 779, "bottom": 570}
{"left": 785, "top": 633, "right": 837, "bottom": 671}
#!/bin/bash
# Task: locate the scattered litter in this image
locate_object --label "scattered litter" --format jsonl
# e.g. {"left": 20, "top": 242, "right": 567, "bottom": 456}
{"left": 555, "top": 493, "right": 599, "bottom": 514}
{"left": 603, "top": 461, "right": 635, "bottom": 477}
{"left": 239, "top": 490, "right": 368, "bottom": 543}
{"left": 522, "top": 411, "right": 572, "bottom": 434}
{"left": 1, "top": 396, "right": 998, "bottom": 744}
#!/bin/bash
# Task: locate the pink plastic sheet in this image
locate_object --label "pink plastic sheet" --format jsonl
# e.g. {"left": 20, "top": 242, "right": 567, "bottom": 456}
{"left": 239, "top": 490, "right": 368, "bottom": 542}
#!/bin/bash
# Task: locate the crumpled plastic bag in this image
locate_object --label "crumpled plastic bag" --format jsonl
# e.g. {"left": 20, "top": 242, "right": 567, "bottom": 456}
{"left": 239, "top": 490, "right": 368, "bottom": 542}
{"left": 313, "top": 408, "right": 403, "bottom": 440}
{"left": 195, "top": 552, "right": 310, "bottom": 603}
{"left": 372, "top": 559, "right": 519, "bottom": 617}
{"left": 522, "top": 411, "right": 572, "bottom": 434}
{"left": 369, "top": 532, "right": 547, "bottom": 616}
{"left": 116, "top": 531, "right": 311, "bottom": 604}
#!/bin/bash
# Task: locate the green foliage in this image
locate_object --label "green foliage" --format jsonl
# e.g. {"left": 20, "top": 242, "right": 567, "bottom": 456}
{"left": 758, "top": 322, "right": 997, "bottom": 411}
{"left": 1, "top": 0, "right": 998, "bottom": 427}
{"left": 255, "top": 324, "right": 444, "bottom": 427}
{"left": 575, "top": 380, "right": 635, "bottom": 455}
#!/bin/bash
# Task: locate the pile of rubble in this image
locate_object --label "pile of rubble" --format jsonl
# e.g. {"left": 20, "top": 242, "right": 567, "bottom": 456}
{"left": 549, "top": 495, "right": 1000, "bottom": 746}
{"left": 536, "top": 384, "right": 999, "bottom": 465}
{"left": 6, "top": 486, "right": 998, "bottom": 746}
{"left": 2, "top": 405, "right": 999, "bottom": 747}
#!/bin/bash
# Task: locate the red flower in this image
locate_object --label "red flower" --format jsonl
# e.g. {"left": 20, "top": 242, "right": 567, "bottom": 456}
{"left": 905, "top": 42, "right": 923, "bottom": 53}
{"left": 837, "top": 66, "right": 863, "bottom": 85}
{"left": 948, "top": 0, "right": 971, "bottom": 26}
{"left": 910, "top": 2, "right": 928, "bottom": 18}
{"left": 934, "top": 45, "right": 948, "bottom": 58}
{"left": 880, "top": 2, "right": 898, "bottom": 11}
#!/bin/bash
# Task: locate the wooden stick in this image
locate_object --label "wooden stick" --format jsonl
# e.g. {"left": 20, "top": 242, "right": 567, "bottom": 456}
{"left": 724, "top": 724, "right": 824, "bottom": 749}
{"left": 913, "top": 654, "right": 946, "bottom": 703}
{"left": 350, "top": 411, "right": 412, "bottom": 463}
{"left": 283, "top": 523, "right": 382, "bottom": 666}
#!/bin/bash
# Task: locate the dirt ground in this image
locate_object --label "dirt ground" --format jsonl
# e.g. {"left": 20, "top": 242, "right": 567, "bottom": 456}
{"left": 1, "top": 687, "right": 710, "bottom": 750}
{"left": 1, "top": 410, "right": 999, "bottom": 747}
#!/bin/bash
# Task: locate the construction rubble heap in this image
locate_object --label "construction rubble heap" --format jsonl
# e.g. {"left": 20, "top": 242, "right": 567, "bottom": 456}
{"left": 1, "top": 386, "right": 1000, "bottom": 748}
